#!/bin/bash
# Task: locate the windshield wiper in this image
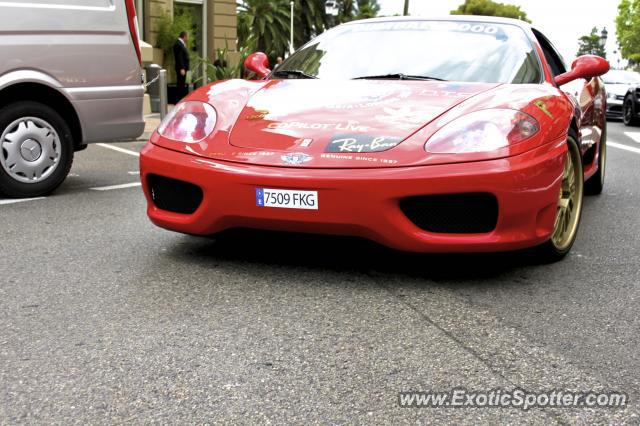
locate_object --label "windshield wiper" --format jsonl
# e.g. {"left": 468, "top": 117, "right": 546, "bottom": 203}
{"left": 272, "top": 69, "right": 318, "bottom": 79}
{"left": 352, "top": 73, "right": 446, "bottom": 81}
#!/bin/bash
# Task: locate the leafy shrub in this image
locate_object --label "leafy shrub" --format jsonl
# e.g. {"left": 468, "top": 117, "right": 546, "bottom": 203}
{"left": 194, "top": 45, "right": 251, "bottom": 83}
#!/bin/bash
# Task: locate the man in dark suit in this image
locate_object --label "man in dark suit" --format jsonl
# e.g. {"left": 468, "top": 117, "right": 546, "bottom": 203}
{"left": 173, "top": 31, "right": 190, "bottom": 100}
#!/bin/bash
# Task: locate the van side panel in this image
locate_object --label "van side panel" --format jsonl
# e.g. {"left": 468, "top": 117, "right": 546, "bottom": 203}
{"left": 0, "top": 0, "right": 145, "bottom": 142}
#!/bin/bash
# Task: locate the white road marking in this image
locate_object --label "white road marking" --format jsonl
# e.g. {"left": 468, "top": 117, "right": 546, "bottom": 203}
{"left": 623, "top": 132, "right": 640, "bottom": 144}
{"left": 90, "top": 182, "right": 142, "bottom": 191}
{"left": 4, "top": 139, "right": 636, "bottom": 201}
{"left": 609, "top": 141, "right": 640, "bottom": 155}
{"left": 96, "top": 143, "right": 140, "bottom": 157}
{"left": 0, "top": 197, "right": 45, "bottom": 205}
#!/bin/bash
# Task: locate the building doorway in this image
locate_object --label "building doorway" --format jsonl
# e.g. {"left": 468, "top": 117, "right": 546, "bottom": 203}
{"left": 175, "top": 1, "right": 204, "bottom": 88}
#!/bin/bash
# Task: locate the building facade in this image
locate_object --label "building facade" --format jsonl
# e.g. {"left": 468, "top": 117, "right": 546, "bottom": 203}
{"left": 136, "top": 0, "right": 238, "bottom": 74}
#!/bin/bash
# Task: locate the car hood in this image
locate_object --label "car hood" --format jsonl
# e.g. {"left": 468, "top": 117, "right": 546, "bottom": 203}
{"left": 605, "top": 82, "right": 633, "bottom": 96}
{"left": 226, "top": 79, "right": 497, "bottom": 152}
{"left": 154, "top": 79, "right": 565, "bottom": 168}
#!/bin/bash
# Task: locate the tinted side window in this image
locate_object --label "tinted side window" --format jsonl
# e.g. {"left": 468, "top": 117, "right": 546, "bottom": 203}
{"left": 533, "top": 29, "right": 567, "bottom": 77}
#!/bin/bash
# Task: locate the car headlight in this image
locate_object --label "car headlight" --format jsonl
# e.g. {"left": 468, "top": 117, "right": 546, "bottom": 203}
{"left": 606, "top": 92, "right": 618, "bottom": 100}
{"left": 425, "top": 109, "right": 539, "bottom": 154}
{"left": 157, "top": 101, "right": 217, "bottom": 143}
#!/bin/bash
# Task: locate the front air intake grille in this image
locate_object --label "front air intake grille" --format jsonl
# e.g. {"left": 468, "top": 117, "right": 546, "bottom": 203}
{"left": 147, "top": 174, "right": 203, "bottom": 214}
{"left": 400, "top": 193, "right": 498, "bottom": 234}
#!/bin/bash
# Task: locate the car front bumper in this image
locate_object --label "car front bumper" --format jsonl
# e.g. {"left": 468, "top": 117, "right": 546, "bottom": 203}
{"left": 606, "top": 98, "right": 624, "bottom": 118}
{"left": 140, "top": 140, "right": 566, "bottom": 253}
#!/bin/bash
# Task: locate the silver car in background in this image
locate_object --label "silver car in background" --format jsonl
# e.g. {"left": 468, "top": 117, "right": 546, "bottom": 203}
{"left": 0, "top": 0, "right": 144, "bottom": 197}
{"left": 603, "top": 69, "right": 640, "bottom": 120}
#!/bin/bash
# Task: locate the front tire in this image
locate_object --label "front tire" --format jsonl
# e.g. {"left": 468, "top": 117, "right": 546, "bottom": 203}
{"left": 623, "top": 97, "right": 640, "bottom": 126}
{"left": 535, "top": 131, "right": 584, "bottom": 262}
{"left": 0, "top": 101, "right": 74, "bottom": 198}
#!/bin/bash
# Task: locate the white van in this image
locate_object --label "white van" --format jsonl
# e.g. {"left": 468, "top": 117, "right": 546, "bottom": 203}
{"left": 0, "top": 0, "right": 145, "bottom": 197}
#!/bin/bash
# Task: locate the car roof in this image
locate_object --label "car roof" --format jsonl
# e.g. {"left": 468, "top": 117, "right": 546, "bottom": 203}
{"left": 344, "top": 15, "right": 531, "bottom": 30}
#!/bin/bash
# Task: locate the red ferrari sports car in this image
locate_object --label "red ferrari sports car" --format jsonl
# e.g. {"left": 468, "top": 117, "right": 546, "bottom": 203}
{"left": 140, "top": 16, "right": 609, "bottom": 261}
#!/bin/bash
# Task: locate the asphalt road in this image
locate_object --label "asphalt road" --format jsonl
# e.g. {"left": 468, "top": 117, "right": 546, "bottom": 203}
{"left": 1, "top": 121, "right": 640, "bottom": 424}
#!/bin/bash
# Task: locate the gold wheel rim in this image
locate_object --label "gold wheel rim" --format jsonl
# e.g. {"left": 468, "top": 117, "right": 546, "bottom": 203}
{"left": 551, "top": 139, "right": 583, "bottom": 251}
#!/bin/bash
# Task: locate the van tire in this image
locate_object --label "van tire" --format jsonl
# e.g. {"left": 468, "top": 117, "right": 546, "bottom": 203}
{"left": 0, "top": 101, "right": 74, "bottom": 198}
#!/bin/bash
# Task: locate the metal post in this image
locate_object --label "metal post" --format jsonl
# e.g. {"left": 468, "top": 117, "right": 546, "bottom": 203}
{"left": 202, "top": 0, "right": 208, "bottom": 85}
{"left": 159, "top": 69, "right": 168, "bottom": 119}
{"left": 290, "top": 1, "right": 294, "bottom": 54}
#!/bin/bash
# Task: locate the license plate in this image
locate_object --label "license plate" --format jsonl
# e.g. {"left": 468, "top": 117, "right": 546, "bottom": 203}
{"left": 256, "top": 188, "right": 318, "bottom": 210}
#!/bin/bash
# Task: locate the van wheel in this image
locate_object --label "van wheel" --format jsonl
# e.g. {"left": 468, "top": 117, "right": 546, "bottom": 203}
{"left": 0, "top": 101, "right": 74, "bottom": 198}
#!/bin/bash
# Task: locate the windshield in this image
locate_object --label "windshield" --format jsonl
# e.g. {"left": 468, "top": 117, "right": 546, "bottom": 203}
{"left": 275, "top": 20, "right": 542, "bottom": 84}
{"left": 603, "top": 70, "right": 640, "bottom": 85}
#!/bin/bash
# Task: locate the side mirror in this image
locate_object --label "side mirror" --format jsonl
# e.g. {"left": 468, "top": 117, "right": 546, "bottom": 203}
{"left": 244, "top": 52, "right": 271, "bottom": 79}
{"left": 555, "top": 55, "right": 610, "bottom": 87}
